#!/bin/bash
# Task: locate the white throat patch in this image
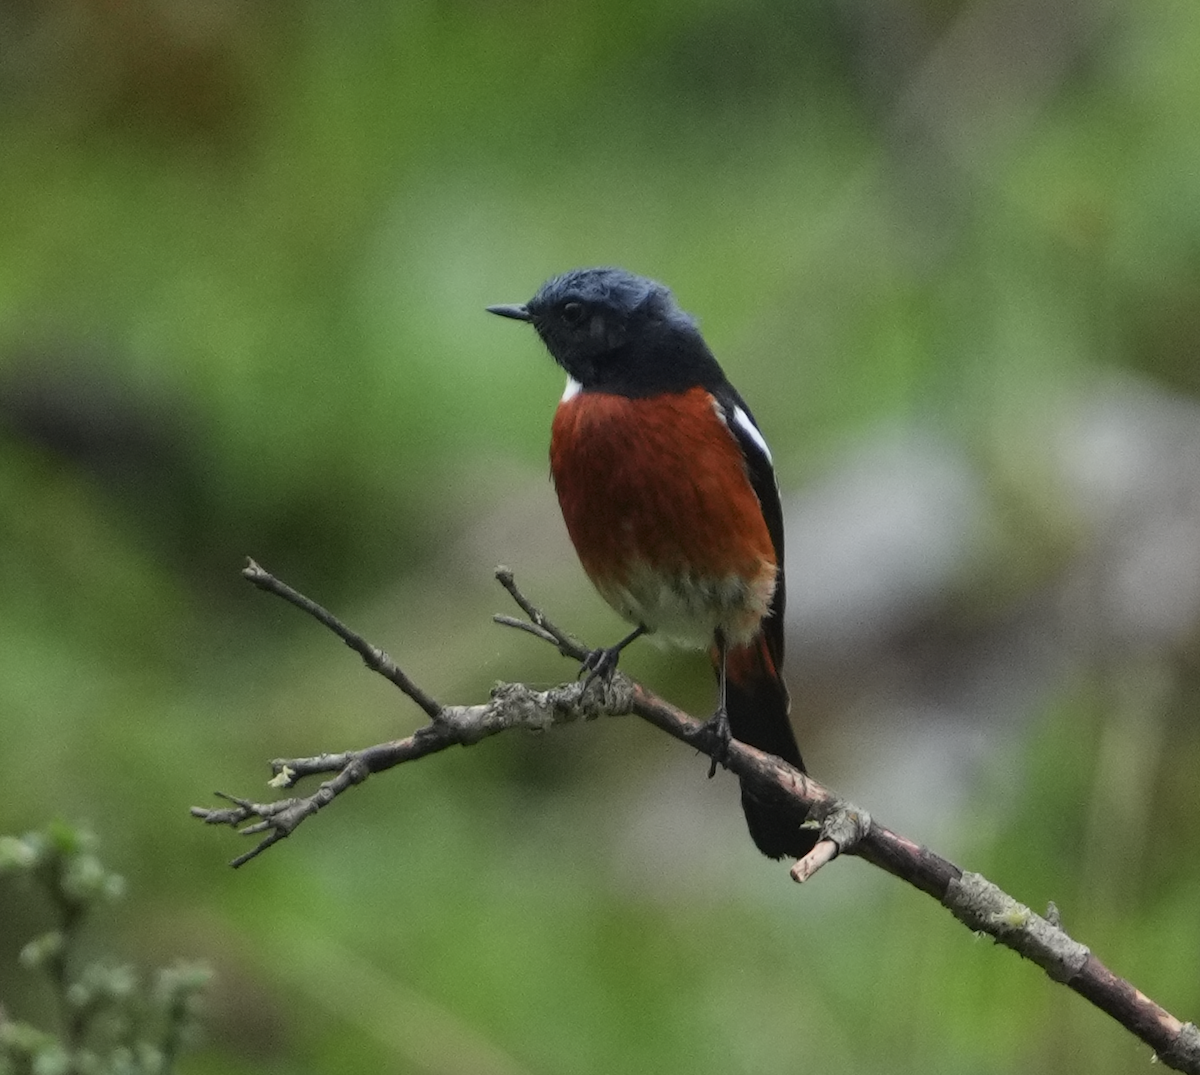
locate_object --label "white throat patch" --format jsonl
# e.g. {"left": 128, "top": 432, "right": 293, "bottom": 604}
{"left": 561, "top": 376, "right": 583, "bottom": 402}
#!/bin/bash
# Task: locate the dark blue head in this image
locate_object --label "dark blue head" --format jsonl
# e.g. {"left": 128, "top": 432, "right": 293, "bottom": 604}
{"left": 488, "top": 267, "right": 726, "bottom": 397}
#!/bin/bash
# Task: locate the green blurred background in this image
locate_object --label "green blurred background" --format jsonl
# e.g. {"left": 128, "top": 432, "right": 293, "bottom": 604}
{"left": 3, "top": 0, "right": 1200, "bottom": 1071}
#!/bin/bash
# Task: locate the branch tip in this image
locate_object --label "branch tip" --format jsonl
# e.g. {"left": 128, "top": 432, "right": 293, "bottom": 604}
{"left": 791, "top": 840, "right": 839, "bottom": 883}
{"left": 268, "top": 765, "right": 296, "bottom": 789}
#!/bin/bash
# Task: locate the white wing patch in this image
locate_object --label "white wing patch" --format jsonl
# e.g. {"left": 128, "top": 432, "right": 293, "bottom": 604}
{"left": 732, "top": 405, "right": 772, "bottom": 463}
{"left": 561, "top": 376, "right": 583, "bottom": 402}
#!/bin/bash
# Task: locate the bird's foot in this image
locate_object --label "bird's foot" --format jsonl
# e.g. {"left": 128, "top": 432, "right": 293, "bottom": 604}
{"left": 579, "top": 644, "right": 622, "bottom": 692}
{"left": 693, "top": 706, "right": 733, "bottom": 778}
{"left": 577, "top": 625, "right": 648, "bottom": 694}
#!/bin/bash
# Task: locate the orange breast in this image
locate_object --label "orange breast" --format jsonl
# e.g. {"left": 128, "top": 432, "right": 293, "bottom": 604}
{"left": 549, "top": 386, "right": 777, "bottom": 647}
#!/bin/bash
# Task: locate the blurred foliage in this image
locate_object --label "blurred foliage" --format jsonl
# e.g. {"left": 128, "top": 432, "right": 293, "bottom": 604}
{"left": 0, "top": 824, "right": 209, "bottom": 1075}
{"left": 2, "top": 0, "right": 1200, "bottom": 1073}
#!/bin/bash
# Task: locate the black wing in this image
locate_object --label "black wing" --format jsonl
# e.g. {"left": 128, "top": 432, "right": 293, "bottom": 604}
{"left": 712, "top": 382, "right": 787, "bottom": 670}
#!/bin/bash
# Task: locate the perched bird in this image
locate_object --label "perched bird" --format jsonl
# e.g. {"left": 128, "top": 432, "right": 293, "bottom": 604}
{"left": 488, "top": 267, "right": 815, "bottom": 860}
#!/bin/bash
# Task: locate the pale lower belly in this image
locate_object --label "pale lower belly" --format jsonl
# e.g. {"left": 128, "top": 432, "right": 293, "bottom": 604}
{"left": 595, "top": 561, "right": 770, "bottom": 648}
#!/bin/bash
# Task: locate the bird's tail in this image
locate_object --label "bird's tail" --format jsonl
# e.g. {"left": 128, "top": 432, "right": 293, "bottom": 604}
{"left": 719, "top": 635, "right": 817, "bottom": 860}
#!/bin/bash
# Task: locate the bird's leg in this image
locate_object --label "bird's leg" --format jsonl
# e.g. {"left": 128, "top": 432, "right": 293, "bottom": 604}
{"left": 696, "top": 628, "right": 733, "bottom": 777}
{"left": 580, "top": 624, "right": 648, "bottom": 689}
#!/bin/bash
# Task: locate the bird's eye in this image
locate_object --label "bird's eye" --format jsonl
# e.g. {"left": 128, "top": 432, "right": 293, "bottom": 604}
{"left": 561, "top": 301, "right": 586, "bottom": 326}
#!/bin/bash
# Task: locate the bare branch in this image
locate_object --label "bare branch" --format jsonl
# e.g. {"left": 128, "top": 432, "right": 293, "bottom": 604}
{"left": 191, "top": 676, "right": 618, "bottom": 866}
{"left": 493, "top": 565, "right": 589, "bottom": 660}
{"left": 193, "top": 562, "right": 1200, "bottom": 1074}
{"left": 242, "top": 558, "right": 442, "bottom": 720}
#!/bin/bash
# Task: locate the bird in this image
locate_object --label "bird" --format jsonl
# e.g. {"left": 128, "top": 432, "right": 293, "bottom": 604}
{"left": 487, "top": 267, "right": 815, "bottom": 860}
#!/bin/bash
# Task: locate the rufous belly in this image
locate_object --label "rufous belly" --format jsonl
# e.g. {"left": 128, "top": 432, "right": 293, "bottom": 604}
{"left": 550, "top": 386, "right": 777, "bottom": 648}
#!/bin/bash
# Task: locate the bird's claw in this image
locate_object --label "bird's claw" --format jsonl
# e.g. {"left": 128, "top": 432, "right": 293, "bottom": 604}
{"left": 695, "top": 707, "right": 733, "bottom": 778}
{"left": 579, "top": 645, "right": 622, "bottom": 692}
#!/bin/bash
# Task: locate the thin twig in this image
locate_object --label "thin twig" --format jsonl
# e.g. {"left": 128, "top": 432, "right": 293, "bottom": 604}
{"left": 242, "top": 558, "right": 442, "bottom": 720}
{"left": 493, "top": 566, "right": 589, "bottom": 661}
{"left": 491, "top": 614, "right": 562, "bottom": 648}
{"left": 192, "top": 665, "right": 618, "bottom": 867}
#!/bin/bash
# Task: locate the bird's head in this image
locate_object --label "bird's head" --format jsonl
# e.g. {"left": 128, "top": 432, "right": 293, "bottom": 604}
{"left": 488, "top": 267, "right": 702, "bottom": 391}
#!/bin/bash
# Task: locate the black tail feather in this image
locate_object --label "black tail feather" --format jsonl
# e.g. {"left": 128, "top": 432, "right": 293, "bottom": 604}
{"left": 722, "top": 638, "right": 817, "bottom": 860}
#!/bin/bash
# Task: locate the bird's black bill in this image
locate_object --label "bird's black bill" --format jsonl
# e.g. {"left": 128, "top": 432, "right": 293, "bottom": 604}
{"left": 486, "top": 303, "right": 533, "bottom": 322}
